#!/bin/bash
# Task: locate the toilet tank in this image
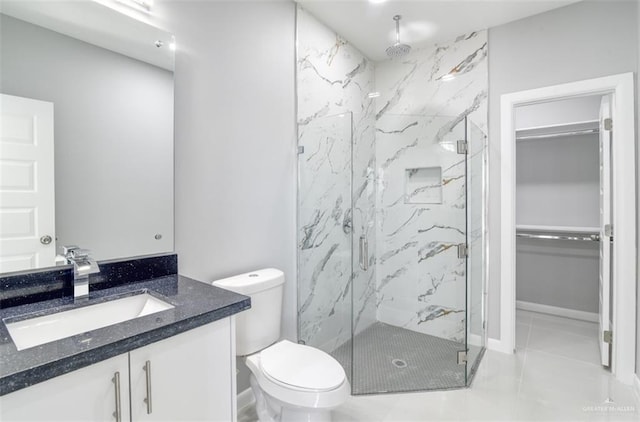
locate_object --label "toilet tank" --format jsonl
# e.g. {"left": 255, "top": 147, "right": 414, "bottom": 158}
{"left": 212, "top": 268, "right": 284, "bottom": 356}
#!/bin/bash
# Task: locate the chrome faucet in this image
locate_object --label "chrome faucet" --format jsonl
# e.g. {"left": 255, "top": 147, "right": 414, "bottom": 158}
{"left": 63, "top": 246, "right": 100, "bottom": 301}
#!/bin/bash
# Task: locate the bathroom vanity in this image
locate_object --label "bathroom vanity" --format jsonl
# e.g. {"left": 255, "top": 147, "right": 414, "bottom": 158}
{"left": 0, "top": 254, "right": 250, "bottom": 421}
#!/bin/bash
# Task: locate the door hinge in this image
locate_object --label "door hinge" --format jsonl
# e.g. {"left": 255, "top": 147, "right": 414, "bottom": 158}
{"left": 457, "top": 243, "right": 468, "bottom": 259}
{"left": 604, "top": 118, "right": 613, "bottom": 131}
{"left": 603, "top": 330, "right": 613, "bottom": 344}
{"left": 298, "top": 146, "right": 305, "bottom": 154}
{"left": 457, "top": 350, "right": 468, "bottom": 365}
{"left": 456, "top": 140, "right": 468, "bottom": 155}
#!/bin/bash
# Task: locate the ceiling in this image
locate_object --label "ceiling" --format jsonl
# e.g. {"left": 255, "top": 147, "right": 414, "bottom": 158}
{"left": 296, "top": 0, "right": 582, "bottom": 61}
{"left": 0, "top": 0, "right": 174, "bottom": 70}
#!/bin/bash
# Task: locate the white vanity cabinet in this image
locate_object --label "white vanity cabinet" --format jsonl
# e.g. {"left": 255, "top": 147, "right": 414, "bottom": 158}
{"left": 0, "top": 353, "right": 131, "bottom": 421}
{"left": 129, "top": 318, "right": 236, "bottom": 421}
{"left": 0, "top": 318, "right": 236, "bottom": 422}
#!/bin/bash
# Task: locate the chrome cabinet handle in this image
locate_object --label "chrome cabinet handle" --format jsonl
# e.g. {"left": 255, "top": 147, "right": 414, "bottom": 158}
{"left": 359, "top": 235, "right": 369, "bottom": 271}
{"left": 144, "top": 360, "right": 152, "bottom": 414}
{"left": 112, "top": 372, "right": 122, "bottom": 422}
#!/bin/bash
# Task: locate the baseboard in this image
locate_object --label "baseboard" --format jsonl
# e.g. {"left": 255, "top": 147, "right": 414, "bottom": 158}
{"left": 487, "top": 337, "right": 514, "bottom": 354}
{"left": 237, "top": 388, "right": 255, "bottom": 411}
{"left": 468, "top": 333, "right": 483, "bottom": 347}
{"left": 516, "top": 300, "right": 598, "bottom": 323}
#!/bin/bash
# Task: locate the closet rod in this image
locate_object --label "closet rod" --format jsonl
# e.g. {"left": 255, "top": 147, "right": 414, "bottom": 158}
{"left": 516, "top": 128, "right": 599, "bottom": 141}
{"left": 516, "top": 232, "right": 600, "bottom": 242}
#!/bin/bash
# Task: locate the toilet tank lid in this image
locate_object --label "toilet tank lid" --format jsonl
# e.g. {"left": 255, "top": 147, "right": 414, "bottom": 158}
{"left": 212, "top": 268, "right": 284, "bottom": 295}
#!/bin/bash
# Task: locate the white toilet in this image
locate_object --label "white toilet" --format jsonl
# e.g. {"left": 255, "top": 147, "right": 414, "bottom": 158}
{"left": 213, "top": 268, "right": 350, "bottom": 422}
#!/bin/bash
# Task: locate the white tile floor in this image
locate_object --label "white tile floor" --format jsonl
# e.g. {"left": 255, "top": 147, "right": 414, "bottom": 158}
{"left": 239, "top": 311, "right": 640, "bottom": 421}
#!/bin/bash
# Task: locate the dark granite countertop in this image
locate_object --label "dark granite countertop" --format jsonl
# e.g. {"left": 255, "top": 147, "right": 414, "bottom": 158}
{"left": 0, "top": 274, "right": 250, "bottom": 396}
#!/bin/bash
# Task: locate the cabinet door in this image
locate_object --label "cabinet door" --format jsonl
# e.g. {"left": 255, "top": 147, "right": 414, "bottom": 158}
{"left": 130, "top": 318, "right": 235, "bottom": 422}
{"left": 0, "top": 354, "right": 130, "bottom": 422}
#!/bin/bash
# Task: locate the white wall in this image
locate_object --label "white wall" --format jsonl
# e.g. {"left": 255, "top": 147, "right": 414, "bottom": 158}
{"left": 515, "top": 96, "right": 601, "bottom": 129}
{"left": 487, "top": 0, "right": 638, "bottom": 343}
{"left": 153, "top": 0, "right": 297, "bottom": 393}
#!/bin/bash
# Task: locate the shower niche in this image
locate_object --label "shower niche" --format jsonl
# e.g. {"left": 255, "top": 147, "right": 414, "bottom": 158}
{"left": 296, "top": 5, "right": 488, "bottom": 395}
{"left": 404, "top": 166, "right": 443, "bottom": 204}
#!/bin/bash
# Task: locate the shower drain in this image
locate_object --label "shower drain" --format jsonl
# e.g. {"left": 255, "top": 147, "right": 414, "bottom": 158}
{"left": 391, "top": 358, "right": 407, "bottom": 368}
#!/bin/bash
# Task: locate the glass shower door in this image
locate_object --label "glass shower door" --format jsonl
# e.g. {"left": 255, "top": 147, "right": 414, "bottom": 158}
{"left": 349, "top": 114, "right": 469, "bottom": 394}
{"left": 297, "top": 112, "right": 354, "bottom": 358}
{"left": 465, "top": 119, "right": 488, "bottom": 382}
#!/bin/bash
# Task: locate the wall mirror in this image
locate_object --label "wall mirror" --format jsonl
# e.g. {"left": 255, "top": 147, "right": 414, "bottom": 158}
{"left": 0, "top": 0, "right": 175, "bottom": 274}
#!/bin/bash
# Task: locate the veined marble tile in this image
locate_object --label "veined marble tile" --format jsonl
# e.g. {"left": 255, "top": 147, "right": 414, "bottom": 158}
{"left": 296, "top": 6, "right": 377, "bottom": 351}
{"left": 297, "top": 6, "right": 487, "bottom": 357}
{"left": 374, "top": 32, "right": 488, "bottom": 343}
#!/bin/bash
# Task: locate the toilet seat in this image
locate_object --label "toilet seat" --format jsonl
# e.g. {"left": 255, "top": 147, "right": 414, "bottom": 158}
{"left": 260, "top": 340, "right": 345, "bottom": 392}
{"left": 245, "top": 340, "right": 350, "bottom": 410}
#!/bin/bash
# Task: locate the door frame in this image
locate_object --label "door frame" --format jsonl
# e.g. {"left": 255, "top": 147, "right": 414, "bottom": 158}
{"left": 498, "top": 73, "right": 636, "bottom": 384}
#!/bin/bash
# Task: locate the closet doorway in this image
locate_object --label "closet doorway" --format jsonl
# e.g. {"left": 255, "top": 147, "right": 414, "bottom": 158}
{"left": 514, "top": 95, "right": 610, "bottom": 367}
{"left": 499, "top": 73, "right": 636, "bottom": 384}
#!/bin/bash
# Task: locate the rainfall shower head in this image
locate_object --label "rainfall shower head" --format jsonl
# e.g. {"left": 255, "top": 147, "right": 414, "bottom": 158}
{"left": 386, "top": 15, "right": 411, "bottom": 59}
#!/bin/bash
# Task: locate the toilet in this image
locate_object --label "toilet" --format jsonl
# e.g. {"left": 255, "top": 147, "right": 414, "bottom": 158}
{"left": 213, "top": 268, "right": 349, "bottom": 422}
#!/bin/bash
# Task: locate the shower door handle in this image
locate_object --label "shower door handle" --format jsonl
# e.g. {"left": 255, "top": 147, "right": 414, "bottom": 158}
{"left": 359, "top": 235, "right": 369, "bottom": 271}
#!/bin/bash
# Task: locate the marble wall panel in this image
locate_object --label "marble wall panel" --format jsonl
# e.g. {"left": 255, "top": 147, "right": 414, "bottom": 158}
{"left": 374, "top": 31, "right": 488, "bottom": 343}
{"left": 297, "top": 6, "right": 487, "bottom": 349}
{"left": 296, "top": 6, "right": 377, "bottom": 351}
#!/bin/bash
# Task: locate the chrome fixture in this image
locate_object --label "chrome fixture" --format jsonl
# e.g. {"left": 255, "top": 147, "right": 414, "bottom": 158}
{"left": 63, "top": 245, "right": 100, "bottom": 301}
{"left": 359, "top": 235, "right": 369, "bottom": 271}
{"left": 515, "top": 230, "right": 600, "bottom": 242}
{"left": 386, "top": 15, "right": 411, "bottom": 59}
{"left": 343, "top": 209, "right": 352, "bottom": 234}
{"left": 113, "top": 372, "right": 122, "bottom": 422}
{"left": 516, "top": 128, "right": 599, "bottom": 141}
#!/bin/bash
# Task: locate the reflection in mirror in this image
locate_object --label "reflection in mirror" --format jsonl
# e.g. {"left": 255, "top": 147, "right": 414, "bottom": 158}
{"left": 0, "top": 1, "right": 174, "bottom": 273}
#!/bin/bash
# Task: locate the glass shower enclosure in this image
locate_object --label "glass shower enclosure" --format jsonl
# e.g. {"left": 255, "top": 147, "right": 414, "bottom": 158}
{"left": 297, "top": 112, "right": 487, "bottom": 394}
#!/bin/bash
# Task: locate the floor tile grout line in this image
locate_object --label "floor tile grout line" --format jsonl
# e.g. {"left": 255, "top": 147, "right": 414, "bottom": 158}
{"left": 528, "top": 322, "right": 599, "bottom": 339}
{"left": 524, "top": 346, "right": 605, "bottom": 370}
{"left": 526, "top": 314, "right": 602, "bottom": 368}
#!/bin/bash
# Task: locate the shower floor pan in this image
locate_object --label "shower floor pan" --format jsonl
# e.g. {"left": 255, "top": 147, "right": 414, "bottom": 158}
{"left": 331, "top": 322, "right": 482, "bottom": 395}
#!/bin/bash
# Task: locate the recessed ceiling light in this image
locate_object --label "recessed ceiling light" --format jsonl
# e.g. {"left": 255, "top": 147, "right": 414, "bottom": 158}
{"left": 369, "top": 0, "right": 388, "bottom": 4}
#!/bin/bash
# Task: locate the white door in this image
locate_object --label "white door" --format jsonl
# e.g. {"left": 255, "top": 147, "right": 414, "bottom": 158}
{"left": 598, "top": 94, "right": 612, "bottom": 367}
{"left": 0, "top": 354, "right": 130, "bottom": 421}
{"left": 129, "top": 319, "right": 235, "bottom": 421}
{"left": 0, "top": 94, "right": 55, "bottom": 272}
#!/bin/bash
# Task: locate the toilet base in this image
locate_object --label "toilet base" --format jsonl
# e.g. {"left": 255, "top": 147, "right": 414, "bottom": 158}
{"left": 250, "top": 374, "right": 334, "bottom": 422}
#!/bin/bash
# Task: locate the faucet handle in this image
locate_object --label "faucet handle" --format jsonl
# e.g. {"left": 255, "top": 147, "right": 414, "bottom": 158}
{"left": 62, "top": 245, "right": 80, "bottom": 257}
{"left": 62, "top": 245, "right": 92, "bottom": 259}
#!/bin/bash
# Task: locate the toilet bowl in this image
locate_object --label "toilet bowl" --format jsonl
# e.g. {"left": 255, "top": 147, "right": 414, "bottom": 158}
{"left": 212, "top": 269, "right": 350, "bottom": 422}
{"left": 246, "top": 340, "right": 349, "bottom": 422}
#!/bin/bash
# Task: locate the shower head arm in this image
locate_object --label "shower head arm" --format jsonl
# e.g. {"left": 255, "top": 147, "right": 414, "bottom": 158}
{"left": 394, "top": 15, "right": 401, "bottom": 44}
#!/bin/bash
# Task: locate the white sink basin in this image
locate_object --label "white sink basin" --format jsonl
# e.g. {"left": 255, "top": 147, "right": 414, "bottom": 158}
{"left": 5, "top": 292, "right": 174, "bottom": 351}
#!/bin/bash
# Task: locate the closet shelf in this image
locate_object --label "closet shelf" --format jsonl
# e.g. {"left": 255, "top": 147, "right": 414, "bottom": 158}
{"left": 516, "top": 120, "right": 599, "bottom": 141}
